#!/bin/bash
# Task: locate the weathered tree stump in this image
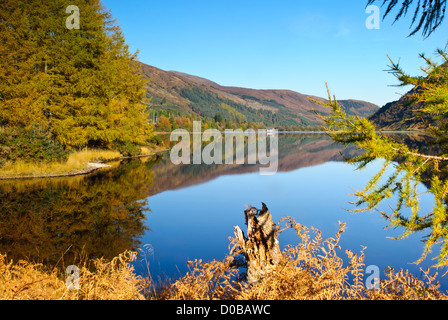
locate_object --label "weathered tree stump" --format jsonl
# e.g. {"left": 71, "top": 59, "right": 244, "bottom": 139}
{"left": 233, "top": 202, "right": 282, "bottom": 284}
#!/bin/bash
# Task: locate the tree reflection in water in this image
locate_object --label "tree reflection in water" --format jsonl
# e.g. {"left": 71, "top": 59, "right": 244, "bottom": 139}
{"left": 0, "top": 156, "right": 159, "bottom": 268}
{"left": 0, "top": 133, "right": 432, "bottom": 277}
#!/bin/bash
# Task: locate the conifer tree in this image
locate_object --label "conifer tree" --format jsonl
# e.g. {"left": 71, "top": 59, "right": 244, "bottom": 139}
{"left": 317, "top": 0, "right": 448, "bottom": 266}
{"left": 0, "top": 0, "right": 152, "bottom": 152}
{"left": 367, "top": 0, "right": 447, "bottom": 37}
{"left": 316, "top": 48, "right": 448, "bottom": 266}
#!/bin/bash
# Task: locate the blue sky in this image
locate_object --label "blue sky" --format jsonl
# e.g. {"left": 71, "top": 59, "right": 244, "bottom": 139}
{"left": 102, "top": 0, "right": 447, "bottom": 107}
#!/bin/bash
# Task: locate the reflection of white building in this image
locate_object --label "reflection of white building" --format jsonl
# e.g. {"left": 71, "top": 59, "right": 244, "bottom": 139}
{"left": 266, "top": 128, "right": 275, "bottom": 136}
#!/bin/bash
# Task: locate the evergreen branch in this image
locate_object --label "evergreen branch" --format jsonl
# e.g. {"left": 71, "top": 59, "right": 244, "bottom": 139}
{"left": 391, "top": 147, "right": 448, "bottom": 161}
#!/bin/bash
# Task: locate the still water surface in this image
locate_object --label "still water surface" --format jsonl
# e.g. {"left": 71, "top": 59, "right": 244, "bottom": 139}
{"left": 0, "top": 133, "right": 445, "bottom": 290}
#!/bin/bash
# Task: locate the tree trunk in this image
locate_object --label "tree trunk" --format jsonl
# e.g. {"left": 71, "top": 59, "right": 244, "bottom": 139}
{"left": 233, "top": 202, "right": 282, "bottom": 284}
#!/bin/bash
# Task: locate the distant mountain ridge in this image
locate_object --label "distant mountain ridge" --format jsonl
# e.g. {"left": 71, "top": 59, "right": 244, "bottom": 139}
{"left": 369, "top": 86, "right": 429, "bottom": 131}
{"left": 369, "top": 62, "right": 448, "bottom": 131}
{"left": 140, "top": 62, "right": 380, "bottom": 129}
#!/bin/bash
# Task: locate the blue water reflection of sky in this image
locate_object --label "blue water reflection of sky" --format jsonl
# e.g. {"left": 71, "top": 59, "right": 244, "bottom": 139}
{"left": 137, "top": 159, "right": 447, "bottom": 290}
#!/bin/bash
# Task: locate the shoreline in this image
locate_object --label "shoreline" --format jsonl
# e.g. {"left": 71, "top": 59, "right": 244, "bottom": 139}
{"left": 0, "top": 148, "right": 169, "bottom": 181}
{"left": 0, "top": 129, "right": 424, "bottom": 181}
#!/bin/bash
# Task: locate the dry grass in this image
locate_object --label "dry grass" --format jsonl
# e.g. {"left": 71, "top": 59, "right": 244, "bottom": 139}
{"left": 0, "top": 149, "right": 122, "bottom": 177}
{"left": 0, "top": 251, "right": 148, "bottom": 300}
{"left": 157, "top": 216, "right": 448, "bottom": 300}
{"left": 140, "top": 146, "right": 153, "bottom": 155}
{"left": 1, "top": 216, "right": 446, "bottom": 300}
{"left": 0, "top": 144, "right": 166, "bottom": 178}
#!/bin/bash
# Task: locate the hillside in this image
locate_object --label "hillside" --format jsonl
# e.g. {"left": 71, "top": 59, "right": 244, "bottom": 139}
{"left": 140, "top": 63, "right": 379, "bottom": 129}
{"left": 369, "top": 61, "right": 448, "bottom": 131}
{"left": 369, "top": 86, "right": 429, "bottom": 131}
{"left": 173, "top": 71, "right": 379, "bottom": 117}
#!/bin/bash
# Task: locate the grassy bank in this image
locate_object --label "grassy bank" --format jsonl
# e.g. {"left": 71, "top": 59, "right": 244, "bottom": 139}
{"left": 0, "top": 149, "right": 121, "bottom": 178}
{"left": 0, "top": 217, "right": 446, "bottom": 300}
{"left": 0, "top": 146, "right": 164, "bottom": 179}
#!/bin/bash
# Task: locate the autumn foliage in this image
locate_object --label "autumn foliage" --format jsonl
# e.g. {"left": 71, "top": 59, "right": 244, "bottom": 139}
{"left": 0, "top": 0, "right": 153, "bottom": 155}
{"left": 1, "top": 216, "right": 446, "bottom": 300}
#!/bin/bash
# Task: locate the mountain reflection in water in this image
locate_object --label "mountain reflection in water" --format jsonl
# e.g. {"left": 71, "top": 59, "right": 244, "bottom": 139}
{"left": 0, "top": 133, "right": 443, "bottom": 288}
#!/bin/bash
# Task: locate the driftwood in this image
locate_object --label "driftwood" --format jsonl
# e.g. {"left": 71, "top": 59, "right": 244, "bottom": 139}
{"left": 233, "top": 202, "right": 282, "bottom": 284}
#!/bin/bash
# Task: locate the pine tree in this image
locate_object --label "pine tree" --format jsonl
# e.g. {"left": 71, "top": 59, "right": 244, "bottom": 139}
{"left": 316, "top": 48, "right": 448, "bottom": 266}
{"left": 0, "top": 0, "right": 152, "bottom": 152}
{"left": 367, "top": 0, "right": 447, "bottom": 37}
